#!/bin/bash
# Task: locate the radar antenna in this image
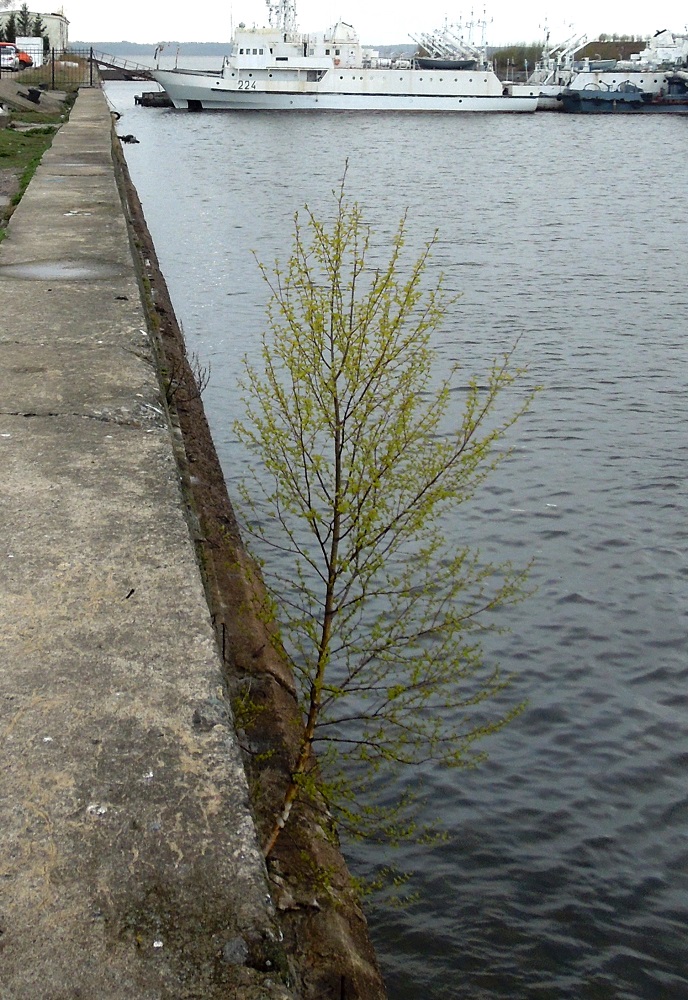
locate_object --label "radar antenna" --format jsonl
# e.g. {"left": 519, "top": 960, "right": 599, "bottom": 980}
{"left": 265, "top": 0, "right": 297, "bottom": 33}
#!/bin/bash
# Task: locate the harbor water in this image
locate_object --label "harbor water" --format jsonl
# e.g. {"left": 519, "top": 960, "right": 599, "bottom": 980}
{"left": 106, "top": 81, "right": 688, "bottom": 998}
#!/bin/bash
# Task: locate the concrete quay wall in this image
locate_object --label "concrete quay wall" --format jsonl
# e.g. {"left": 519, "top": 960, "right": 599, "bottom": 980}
{"left": 0, "top": 85, "right": 387, "bottom": 1000}
{"left": 0, "top": 88, "right": 292, "bottom": 999}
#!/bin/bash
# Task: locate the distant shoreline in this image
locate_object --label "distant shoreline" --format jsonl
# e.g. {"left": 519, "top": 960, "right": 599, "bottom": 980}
{"left": 72, "top": 41, "right": 231, "bottom": 55}
{"left": 73, "top": 39, "right": 422, "bottom": 57}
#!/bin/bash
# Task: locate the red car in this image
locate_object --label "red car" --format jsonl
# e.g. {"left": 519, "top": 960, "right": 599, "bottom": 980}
{"left": 0, "top": 42, "right": 34, "bottom": 70}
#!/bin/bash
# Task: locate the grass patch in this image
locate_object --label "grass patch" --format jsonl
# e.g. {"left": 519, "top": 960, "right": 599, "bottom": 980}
{"left": 0, "top": 90, "right": 75, "bottom": 239}
{"left": 0, "top": 127, "right": 56, "bottom": 178}
{"left": 6, "top": 109, "right": 65, "bottom": 126}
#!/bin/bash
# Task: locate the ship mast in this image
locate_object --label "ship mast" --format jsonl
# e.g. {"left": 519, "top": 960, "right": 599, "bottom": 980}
{"left": 265, "top": 0, "right": 297, "bottom": 33}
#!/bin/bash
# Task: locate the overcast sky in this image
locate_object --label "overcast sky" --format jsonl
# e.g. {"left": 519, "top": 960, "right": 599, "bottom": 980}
{"left": 64, "top": 0, "right": 687, "bottom": 47}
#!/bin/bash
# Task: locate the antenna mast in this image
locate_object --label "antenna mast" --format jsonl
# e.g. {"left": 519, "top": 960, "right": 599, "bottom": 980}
{"left": 265, "top": 0, "right": 298, "bottom": 32}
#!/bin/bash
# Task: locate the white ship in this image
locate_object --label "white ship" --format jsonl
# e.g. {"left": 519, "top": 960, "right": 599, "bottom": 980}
{"left": 565, "top": 30, "right": 688, "bottom": 98}
{"left": 151, "top": 0, "right": 538, "bottom": 113}
{"left": 513, "top": 27, "right": 688, "bottom": 109}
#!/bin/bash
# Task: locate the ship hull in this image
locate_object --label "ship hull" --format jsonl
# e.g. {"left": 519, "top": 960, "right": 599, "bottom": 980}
{"left": 152, "top": 69, "right": 538, "bottom": 113}
{"left": 559, "top": 88, "right": 688, "bottom": 113}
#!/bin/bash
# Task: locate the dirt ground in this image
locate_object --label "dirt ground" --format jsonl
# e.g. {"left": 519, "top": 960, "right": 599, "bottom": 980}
{"left": 0, "top": 166, "right": 20, "bottom": 214}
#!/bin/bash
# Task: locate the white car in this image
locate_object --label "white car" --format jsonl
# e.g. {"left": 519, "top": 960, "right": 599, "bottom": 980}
{"left": 0, "top": 43, "right": 20, "bottom": 71}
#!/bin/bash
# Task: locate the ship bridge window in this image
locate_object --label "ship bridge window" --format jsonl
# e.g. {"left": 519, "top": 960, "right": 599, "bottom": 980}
{"left": 260, "top": 48, "right": 264, "bottom": 54}
{"left": 239, "top": 48, "right": 244, "bottom": 54}
{"left": 276, "top": 56, "right": 288, "bottom": 61}
{"left": 326, "top": 48, "right": 330, "bottom": 54}
{"left": 335, "top": 48, "right": 340, "bottom": 55}
{"left": 252, "top": 48, "right": 258, "bottom": 54}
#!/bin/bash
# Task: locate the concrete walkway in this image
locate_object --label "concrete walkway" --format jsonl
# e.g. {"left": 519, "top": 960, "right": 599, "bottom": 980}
{"left": 0, "top": 89, "right": 292, "bottom": 998}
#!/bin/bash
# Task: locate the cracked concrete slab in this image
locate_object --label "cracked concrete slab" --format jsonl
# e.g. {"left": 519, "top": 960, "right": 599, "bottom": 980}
{"left": 0, "top": 88, "right": 293, "bottom": 998}
{"left": 0, "top": 340, "right": 157, "bottom": 414}
{"left": 0, "top": 278, "right": 145, "bottom": 344}
{"left": 0, "top": 79, "right": 65, "bottom": 114}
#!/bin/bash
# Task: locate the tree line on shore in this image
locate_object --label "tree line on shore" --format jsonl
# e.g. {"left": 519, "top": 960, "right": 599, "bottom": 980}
{"left": 492, "top": 36, "right": 646, "bottom": 75}
{"left": 0, "top": 3, "right": 49, "bottom": 54}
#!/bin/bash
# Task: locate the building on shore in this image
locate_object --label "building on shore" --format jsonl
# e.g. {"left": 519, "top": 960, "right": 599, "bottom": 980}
{"left": 0, "top": 8, "right": 69, "bottom": 51}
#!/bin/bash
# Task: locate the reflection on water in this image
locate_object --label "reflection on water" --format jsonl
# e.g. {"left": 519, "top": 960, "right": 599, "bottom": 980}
{"left": 108, "top": 82, "right": 688, "bottom": 998}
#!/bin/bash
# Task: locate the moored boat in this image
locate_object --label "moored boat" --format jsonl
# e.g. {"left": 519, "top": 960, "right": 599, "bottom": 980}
{"left": 519, "top": 26, "right": 688, "bottom": 110}
{"left": 151, "top": 0, "right": 537, "bottom": 113}
{"left": 558, "top": 72, "right": 688, "bottom": 113}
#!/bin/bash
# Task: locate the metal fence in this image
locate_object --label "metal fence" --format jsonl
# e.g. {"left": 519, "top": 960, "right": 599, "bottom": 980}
{"left": 0, "top": 47, "right": 100, "bottom": 87}
{"left": 0, "top": 47, "right": 154, "bottom": 88}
